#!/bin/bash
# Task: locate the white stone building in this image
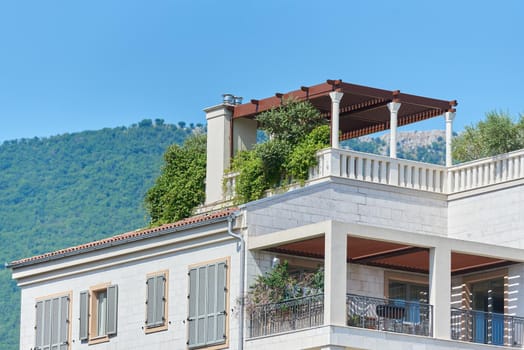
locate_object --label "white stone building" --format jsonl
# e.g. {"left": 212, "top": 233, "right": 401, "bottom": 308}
{"left": 10, "top": 80, "right": 524, "bottom": 350}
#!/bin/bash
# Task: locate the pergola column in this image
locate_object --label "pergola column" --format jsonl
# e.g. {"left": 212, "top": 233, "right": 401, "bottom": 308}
{"left": 387, "top": 102, "right": 401, "bottom": 158}
{"left": 445, "top": 111, "right": 456, "bottom": 167}
{"left": 329, "top": 91, "right": 344, "bottom": 149}
{"left": 429, "top": 244, "right": 451, "bottom": 340}
{"left": 324, "top": 227, "right": 347, "bottom": 326}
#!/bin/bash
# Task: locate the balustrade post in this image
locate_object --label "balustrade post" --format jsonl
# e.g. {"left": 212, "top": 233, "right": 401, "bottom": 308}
{"left": 389, "top": 158, "right": 399, "bottom": 185}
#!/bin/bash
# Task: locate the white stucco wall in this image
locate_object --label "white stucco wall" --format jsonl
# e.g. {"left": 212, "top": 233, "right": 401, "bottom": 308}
{"left": 17, "top": 233, "right": 241, "bottom": 350}
{"left": 448, "top": 183, "right": 524, "bottom": 248}
{"left": 245, "top": 179, "right": 448, "bottom": 238}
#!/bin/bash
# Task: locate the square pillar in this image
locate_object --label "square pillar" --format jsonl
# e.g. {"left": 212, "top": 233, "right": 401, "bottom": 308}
{"left": 429, "top": 244, "right": 451, "bottom": 339}
{"left": 204, "top": 104, "right": 233, "bottom": 204}
{"left": 324, "top": 225, "right": 347, "bottom": 326}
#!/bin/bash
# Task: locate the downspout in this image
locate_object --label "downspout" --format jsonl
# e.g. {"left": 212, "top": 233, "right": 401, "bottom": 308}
{"left": 227, "top": 213, "right": 245, "bottom": 350}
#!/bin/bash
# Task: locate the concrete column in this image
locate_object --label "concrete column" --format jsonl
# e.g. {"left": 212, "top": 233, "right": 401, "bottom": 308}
{"left": 324, "top": 225, "right": 347, "bottom": 326}
{"left": 445, "top": 111, "right": 456, "bottom": 167}
{"left": 429, "top": 244, "right": 451, "bottom": 340}
{"left": 329, "top": 91, "right": 344, "bottom": 149}
{"left": 204, "top": 104, "right": 233, "bottom": 205}
{"left": 387, "top": 102, "right": 401, "bottom": 158}
{"left": 233, "top": 118, "right": 257, "bottom": 154}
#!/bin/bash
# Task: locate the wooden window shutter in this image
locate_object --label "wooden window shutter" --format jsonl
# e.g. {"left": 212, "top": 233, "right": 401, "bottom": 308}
{"left": 188, "top": 267, "right": 198, "bottom": 347}
{"left": 59, "top": 296, "right": 69, "bottom": 350}
{"left": 50, "top": 297, "right": 59, "bottom": 346}
{"left": 79, "top": 291, "right": 89, "bottom": 341}
{"left": 216, "top": 262, "right": 227, "bottom": 341}
{"left": 156, "top": 275, "right": 166, "bottom": 325}
{"left": 107, "top": 285, "right": 118, "bottom": 336}
{"left": 146, "top": 276, "right": 155, "bottom": 327}
{"left": 35, "top": 301, "right": 44, "bottom": 349}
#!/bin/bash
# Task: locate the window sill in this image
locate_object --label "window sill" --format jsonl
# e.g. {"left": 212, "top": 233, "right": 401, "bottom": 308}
{"left": 88, "top": 335, "right": 109, "bottom": 345}
{"left": 144, "top": 324, "right": 168, "bottom": 334}
{"left": 188, "top": 340, "right": 227, "bottom": 350}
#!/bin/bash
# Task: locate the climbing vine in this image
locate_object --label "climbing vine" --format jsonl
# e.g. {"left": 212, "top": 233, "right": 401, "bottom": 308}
{"left": 231, "top": 99, "right": 329, "bottom": 203}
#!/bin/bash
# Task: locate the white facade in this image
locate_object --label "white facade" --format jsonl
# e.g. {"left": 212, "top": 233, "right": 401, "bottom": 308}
{"left": 11, "top": 92, "right": 524, "bottom": 350}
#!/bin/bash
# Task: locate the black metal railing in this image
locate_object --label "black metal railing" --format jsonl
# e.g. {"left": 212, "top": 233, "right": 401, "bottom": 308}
{"left": 346, "top": 293, "right": 433, "bottom": 336}
{"left": 248, "top": 294, "right": 324, "bottom": 337}
{"left": 451, "top": 308, "right": 524, "bottom": 347}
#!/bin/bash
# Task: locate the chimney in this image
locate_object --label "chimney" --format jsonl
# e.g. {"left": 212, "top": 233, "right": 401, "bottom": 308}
{"left": 204, "top": 95, "right": 257, "bottom": 205}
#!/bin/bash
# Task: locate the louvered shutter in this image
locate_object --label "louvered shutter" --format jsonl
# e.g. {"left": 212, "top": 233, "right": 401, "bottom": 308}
{"left": 188, "top": 267, "right": 198, "bottom": 347}
{"left": 216, "top": 262, "right": 227, "bottom": 342}
{"left": 156, "top": 275, "right": 166, "bottom": 325}
{"left": 50, "top": 297, "right": 59, "bottom": 347}
{"left": 146, "top": 276, "right": 155, "bottom": 327}
{"left": 188, "top": 261, "right": 227, "bottom": 348}
{"left": 107, "top": 285, "right": 118, "bottom": 336}
{"left": 197, "top": 266, "right": 207, "bottom": 345}
{"left": 35, "top": 301, "right": 44, "bottom": 349}
{"left": 79, "top": 291, "right": 89, "bottom": 341}
{"left": 206, "top": 263, "right": 217, "bottom": 343}
{"left": 59, "top": 296, "right": 69, "bottom": 350}
{"left": 43, "top": 299, "right": 51, "bottom": 347}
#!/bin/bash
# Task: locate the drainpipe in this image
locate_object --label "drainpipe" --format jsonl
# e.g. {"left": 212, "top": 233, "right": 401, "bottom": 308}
{"left": 227, "top": 213, "right": 245, "bottom": 350}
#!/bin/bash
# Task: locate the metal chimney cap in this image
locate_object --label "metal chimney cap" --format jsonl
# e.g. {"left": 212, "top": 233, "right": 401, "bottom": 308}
{"left": 222, "top": 93, "right": 235, "bottom": 105}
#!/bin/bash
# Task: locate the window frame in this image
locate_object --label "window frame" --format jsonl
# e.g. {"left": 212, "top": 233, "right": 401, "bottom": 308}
{"left": 79, "top": 283, "right": 118, "bottom": 345}
{"left": 187, "top": 257, "right": 230, "bottom": 350}
{"left": 35, "top": 291, "right": 72, "bottom": 350}
{"left": 145, "top": 270, "right": 169, "bottom": 333}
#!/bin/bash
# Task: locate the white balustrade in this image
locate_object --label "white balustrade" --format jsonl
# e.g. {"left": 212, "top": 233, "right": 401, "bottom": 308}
{"left": 223, "top": 148, "right": 524, "bottom": 201}
{"left": 447, "top": 149, "right": 524, "bottom": 193}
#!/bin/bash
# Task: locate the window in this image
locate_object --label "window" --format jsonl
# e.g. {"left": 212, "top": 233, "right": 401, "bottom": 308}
{"left": 188, "top": 258, "right": 229, "bottom": 349}
{"left": 35, "top": 293, "right": 71, "bottom": 350}
{"left": 145, "top": 271, "right": 168, "bottom": 332}
{"left": 79, "top": 284, "right": 118, "bottom": 344}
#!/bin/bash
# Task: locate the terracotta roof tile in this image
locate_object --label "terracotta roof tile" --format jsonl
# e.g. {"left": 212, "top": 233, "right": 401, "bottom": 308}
{"left": 9, "top": 207, "right": 238, "bottom": 268}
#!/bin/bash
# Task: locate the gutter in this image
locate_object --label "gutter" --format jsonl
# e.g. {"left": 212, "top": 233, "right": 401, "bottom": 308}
{"left": 226, "top": 213, "right": 245, "bottom": 350}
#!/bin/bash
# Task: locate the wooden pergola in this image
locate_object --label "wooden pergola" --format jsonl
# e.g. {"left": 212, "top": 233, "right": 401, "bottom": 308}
{"left": 232, "top": 79, "right": 458, "bottom": 165}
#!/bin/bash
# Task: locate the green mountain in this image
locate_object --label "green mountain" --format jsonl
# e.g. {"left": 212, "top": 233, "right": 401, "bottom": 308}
{"left": 0, "top": 123, "right": 444, "bottom": 350}
{"left": 0, "top": 119, "right": 201, "bottom": 349}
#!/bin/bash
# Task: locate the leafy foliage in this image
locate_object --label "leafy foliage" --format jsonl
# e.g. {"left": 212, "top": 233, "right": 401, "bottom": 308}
{"left": 453, "top": 111, "right": 524, "bottom": 163}
{"left": 145, "top": 133, "right": 207, "bottom": 225}
{"left": 231, "top": 100, "right": 328, "bottom": 203}
{"left": 244, "top": 261, "right": 324, "bottom": 312}
{"left": 0, "top": 120, "right": 200, "bottom": 349}
{"left": 286, "top": 125, "right": 330, "bottom": 182}
{"left": 256, "top": 98, "right": 326, "bottom": 144}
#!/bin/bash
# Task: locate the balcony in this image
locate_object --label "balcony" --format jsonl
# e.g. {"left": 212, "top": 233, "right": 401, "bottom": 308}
{"left": 249, "top": 294, "right": 324, "bottom": 337}
{"left": 248, "top": 293, "right": 524, "bottom": 349}
{"left": 347, "top": 294, "right": 432, "bottom": 336}
{"left": 223, "top": 147, "right": 524, "bottom": 202}
{"left": 451, "top": 308, "right": 524, "bottom": 347}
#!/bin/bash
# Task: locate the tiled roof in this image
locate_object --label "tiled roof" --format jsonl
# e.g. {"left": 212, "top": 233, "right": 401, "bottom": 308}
{"left": 9, "top": 207, "right": 238, "bottom": 268}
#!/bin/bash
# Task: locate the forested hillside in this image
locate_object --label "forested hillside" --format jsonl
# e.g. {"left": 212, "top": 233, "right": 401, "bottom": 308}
{"left": 0, "top": 119, "right": 201, "bottom": 349}
{"left": 0, "top": 123, "right": 444, "bottom": 349}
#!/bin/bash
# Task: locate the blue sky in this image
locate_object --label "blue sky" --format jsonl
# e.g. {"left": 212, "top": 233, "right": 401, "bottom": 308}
{"left": 0, "top": 1, "right": 523, "bottom": 143}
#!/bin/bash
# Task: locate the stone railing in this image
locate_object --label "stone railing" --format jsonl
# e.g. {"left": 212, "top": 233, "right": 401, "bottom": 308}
{"left": 311, "top": 148, "right": 447, "bottom": 193}
{"left": 222, "top": 148, "right": 524, "bottom": 200}
{"left": 447, "top": 148, "right": 524, "bottom": 193}
{"left": 222, "top": 171, "right": 239, "bottom": 202}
